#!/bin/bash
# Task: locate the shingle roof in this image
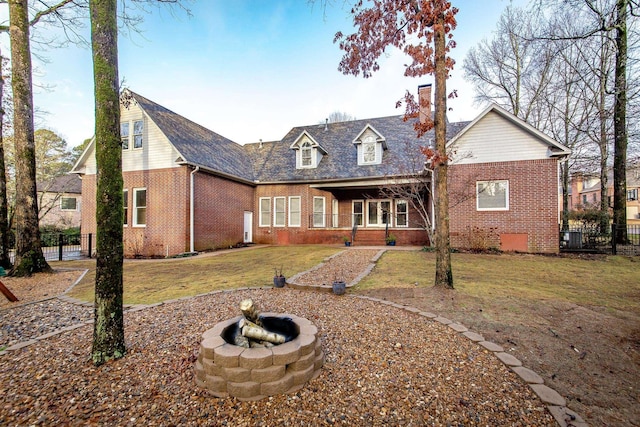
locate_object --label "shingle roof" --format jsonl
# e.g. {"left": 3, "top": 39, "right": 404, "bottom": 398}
{"left": 37, "top": 174, "right": 82, "bottom": 194}
{"left": 130, "top": 91, "right": 255, "bottom": 182}
{"left": 243, "top": 116, "right": 469, "bottom": 183}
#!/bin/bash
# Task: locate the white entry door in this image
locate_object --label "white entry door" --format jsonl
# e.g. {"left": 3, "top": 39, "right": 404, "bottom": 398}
{"left": 243, "top": 211, "right": 253, "bottom": 243}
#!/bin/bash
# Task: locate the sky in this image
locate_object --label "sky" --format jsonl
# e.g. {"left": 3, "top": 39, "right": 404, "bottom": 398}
{"left": 0, "top": 0, "right": 527, "bottom": 148}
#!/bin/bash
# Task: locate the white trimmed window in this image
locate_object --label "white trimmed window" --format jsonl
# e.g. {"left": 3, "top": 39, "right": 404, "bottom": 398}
{"left": 274, "top": 197, "right": 286, "bottom": 227}
{"left": 289, "top": 196, "right": 301, "bottom": 227}
{"left": 123, "top": 189, "right": 128, "bottom": 226}
{"left": 362, "top": 135, "right": 376, "bottom": 163}
{"left": 60, "top": 197, "right": 77, "bottom": 211}
{"left": 301, "top": 142, "right": 312, "bottom": 167}
{"left": 367, "top": 200, "right": 391, "bottom": 227}
{"left": 396, "top": 200, "right": 408, "bottom": 227}
{"left": 133, "top": 120, "right": 144, "bottom": 149}
{"left": 121, "top": 122, "right": 129, "bottom": 149}
{"left": 477, "top": 180, "right": 509, "bottom": 211}
{"left": 352, "top": 200, "right": 364, "bottom": 227}
{"left": 313, "top": 196, "right": 325, "bottom": 227}
{"left": 133, "top": 188, "right": 147, "bottom": 226}
{"left": 259, "top": 197, "right": 271, "bottom": 227}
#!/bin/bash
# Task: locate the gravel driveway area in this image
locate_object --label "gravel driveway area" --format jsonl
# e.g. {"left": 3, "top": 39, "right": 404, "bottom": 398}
{"left": 0, "top": 250, "right": 569, "bottom": 426}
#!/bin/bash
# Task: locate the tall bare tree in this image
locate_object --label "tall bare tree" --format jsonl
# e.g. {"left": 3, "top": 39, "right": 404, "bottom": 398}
{"left": 335, "top": 0, "right": 457, "bottom": 288}
{"left": 538, "top": 0, "right": 638, "bottom": 243}
{"left": 0, "top": 49, "right": 11, "bottom": 269}
{"left": 8, "top": 0, "right": 51, "bottom": 276}
{"left": 90, "top": 0, "right": 125, "bottom": 366}
{"left": 463, "top": 6, "right": 554, "bottom": 128}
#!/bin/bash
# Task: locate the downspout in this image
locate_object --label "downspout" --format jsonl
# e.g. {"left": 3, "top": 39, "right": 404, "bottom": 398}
{"left": 430, "top": 169, "right": 435, "bottom": 236}
{"left": 190, "top": 166, "right": 200, "bottom": 253}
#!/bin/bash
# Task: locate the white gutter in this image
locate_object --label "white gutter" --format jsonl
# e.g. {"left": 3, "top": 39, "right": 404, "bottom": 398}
{"left": 190, "top": 166, "right": 200, "bottom": 253}
{"left": 430, "top": 169, "right": 435, "bottom": 232}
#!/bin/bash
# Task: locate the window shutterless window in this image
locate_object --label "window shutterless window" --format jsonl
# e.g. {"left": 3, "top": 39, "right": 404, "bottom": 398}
{"left": 352, "top": 200, "right": 364, "bottom": 227}
{"left": 367, "top": 200, "right": 391, "bottom": 226}
{"left": 289, "top": 196, "right": 301, "bottom": 227}
{"left": 259, "top": 197, "right": 271, "bottom": 227}
{"left": 123, "top": 189, "right": 128, "bottom": 226}
{"left": 133, "top": 188, "right": 147, "bottom": 226}
{"left": 121, "top": 122, "right": 130, "bottom": 149}
{"left": 476, "top": 180, "right": 509, "bottom": 211}
{"left": 313, "top": 196, "right": 325, "bottom": 227}
{"left": 628, "top": 189, "right": 638, "bottom": 201}
{"left": 274, "top": 197, "right": 286, "bottom": 227}
{"left": 301, "top": 141, "right": 312, "bottom": 167}
{"left": 396, "top": 200, "right": 408, "bottom": 227}
{"left": 133, "top": 120, "right": 143, "bottom": 149}
{"left": 363, "top": 135, "right": 376, "bottom": 163}
{"left": 60, "top": 197, "right": 77, "bottom": 211}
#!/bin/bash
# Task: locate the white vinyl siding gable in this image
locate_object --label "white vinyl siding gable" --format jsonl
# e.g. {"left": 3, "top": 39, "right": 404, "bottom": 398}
{"left": 451, "top": 111, "right": 553, "bottom": 165}
{"left": 81, "top": 101, "right": 182, "bottom": 175}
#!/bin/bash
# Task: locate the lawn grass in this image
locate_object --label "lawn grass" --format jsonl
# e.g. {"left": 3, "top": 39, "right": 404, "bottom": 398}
{"left": 61, "top": 246, "right": 341, "bottom": 305}
{"left": 355, "top": 251, "right": 640, "bottom": 313}
{"left": 59, "top": 246, "right": 640, "bottom": 314}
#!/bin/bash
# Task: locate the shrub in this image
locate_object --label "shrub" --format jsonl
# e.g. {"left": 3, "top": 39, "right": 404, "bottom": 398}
{"left": 462, "top": 226, "right": 499, "bottom": 252}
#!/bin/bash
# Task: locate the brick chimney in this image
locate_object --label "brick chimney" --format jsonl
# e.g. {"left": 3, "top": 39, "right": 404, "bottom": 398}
{"left": 418, "top": 84, "right": 432, "bottom": 124}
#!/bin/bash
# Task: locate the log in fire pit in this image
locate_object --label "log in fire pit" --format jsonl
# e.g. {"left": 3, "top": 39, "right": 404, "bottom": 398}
{"left": 195, "top": 299, "right": 324, "bottom": 400}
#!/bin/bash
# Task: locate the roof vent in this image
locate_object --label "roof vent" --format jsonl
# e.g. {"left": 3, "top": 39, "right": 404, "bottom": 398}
{"left": 324, "top": 118, "right": 328, "bottom": 132}
{"left": 259, "top": 139, "right": 263, "bottom": 149}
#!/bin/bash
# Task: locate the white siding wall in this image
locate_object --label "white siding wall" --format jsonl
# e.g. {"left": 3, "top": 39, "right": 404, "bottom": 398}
{"left": 80, "top": 102, "right": 181, "bottom": 175}
{"left": 451, "top": 111, "right": 551, "bottom": 165}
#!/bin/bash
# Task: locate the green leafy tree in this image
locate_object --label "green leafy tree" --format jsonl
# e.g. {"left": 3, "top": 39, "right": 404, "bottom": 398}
{"left": 335, "top": 0, "right": 457, "bottom": 288}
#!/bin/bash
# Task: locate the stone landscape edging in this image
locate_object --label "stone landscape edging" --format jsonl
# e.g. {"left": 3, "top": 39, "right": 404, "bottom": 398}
{"left": 1, "top": 260, "right": 588, "bottom": 427}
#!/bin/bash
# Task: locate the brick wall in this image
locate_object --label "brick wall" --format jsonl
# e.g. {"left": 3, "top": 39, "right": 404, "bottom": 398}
{"left": 81, "top": 167, "right": 254, "bottom": 257}
{"left": 192, "top": 172, "right": 254, "bottom": 251}
{"left": 253, "top": 184, "right": 335, "bottom": 244}
{"left": 253, "top": 184, "right": 430, "bottom": 245}
{"left": 448, "top": 159, "right": 560, "bottom": 253}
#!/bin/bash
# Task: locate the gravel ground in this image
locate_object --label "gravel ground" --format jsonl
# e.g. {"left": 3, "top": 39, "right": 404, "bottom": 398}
{"left": 0, "top": 255, "right": 558, "bottom": 426}
{"left": 291, "top": 249, "right": 381, "bottom": 286}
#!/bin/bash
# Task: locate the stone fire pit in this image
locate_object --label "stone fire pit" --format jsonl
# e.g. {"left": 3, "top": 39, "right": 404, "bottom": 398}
{"left": 195, "top": 304, "right": 324, "bottom": 400}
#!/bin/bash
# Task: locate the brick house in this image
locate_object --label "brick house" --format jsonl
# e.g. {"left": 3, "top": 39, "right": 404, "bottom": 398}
{"left": 37, "top": 174, "right": 82, "bottom": 229}
{"left": 568, "top": 167, "right": 640, "bottom": 225}
{"left": 71, "top": 85, "right": 570, "bottom": 257}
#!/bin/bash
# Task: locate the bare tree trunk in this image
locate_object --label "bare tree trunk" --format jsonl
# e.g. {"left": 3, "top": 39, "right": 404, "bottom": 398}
{"left": 90, "top": 0, "right": 125, "bottom": 366}
{"left": 598, "top": 39, "right": 610, "bottom": 235}
{"left": 0, "top": 49, "right": 11, "bottom": 269}
{"left": 8, "top": 0, "right": 50, "bottom": 277}
{"left": 612, "top": 0, "right": 628, "bottom": 244}
{"left": 434, "top": 9, "right": 453, "bottom": 289}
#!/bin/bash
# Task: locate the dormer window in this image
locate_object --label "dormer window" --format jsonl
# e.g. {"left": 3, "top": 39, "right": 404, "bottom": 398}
{"left": 290, "top": 131, "right": 327, "bottom": 169}
{"left": 363, "top": 136, "right": 376, "bottom": 163}
{"left": 301, "top": 141, "right": 312, "bottom": 167}
{"left": 354, "top": 125, "right": 387, "bottom": 166}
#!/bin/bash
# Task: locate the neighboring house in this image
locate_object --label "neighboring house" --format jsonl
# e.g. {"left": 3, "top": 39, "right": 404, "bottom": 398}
{"left": 71, "top": 85, "right": 570, "bottom": 257}
{"left": 569, "top": 167, "right": 640, "bottom": 225}
{"left": 37, "top": 174, "right": 82, "bottom": 229}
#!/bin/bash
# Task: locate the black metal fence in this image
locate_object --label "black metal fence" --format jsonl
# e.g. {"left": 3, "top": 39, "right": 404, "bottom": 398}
{"left": 9, "top": 233, "right": 93, "bottom": 263}
{"left": 560, "top": 224, "right": 640, "bottom": 255}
